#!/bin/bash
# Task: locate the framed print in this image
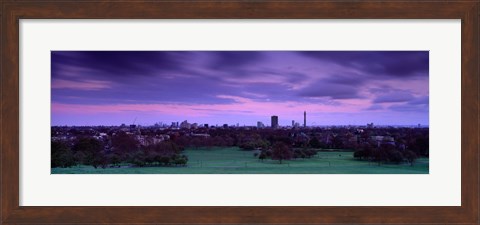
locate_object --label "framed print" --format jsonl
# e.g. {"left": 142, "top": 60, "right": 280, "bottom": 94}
{"left": 1, "top": 1, "right": 478, "bottom": 224}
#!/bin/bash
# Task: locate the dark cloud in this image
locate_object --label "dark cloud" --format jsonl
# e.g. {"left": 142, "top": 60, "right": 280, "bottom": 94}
{"left": 299, "top": 80, "right": 361, "bottom": 99}
{"left": 373, "top": 91, "right": 415, "bottom": 103}
{"left": 51, "top": 51, "right": 194, "bottom": 80}
{"left": 365, "top": 105, "right": 384, "bottom": 111}
{"left": 285, "top": 72, "right": 309, "bottom": 83}
{"left": 322, "top": 73, "right": 367, "bottom": 85}
{"left": 52, "top": 51, "right": 243, "bottom": 105}
{"left": 51, "top": 51, "right": 428, "bottom": 122}
{"left": 369, "top": 85, "right": 393, "bottom": 94}
{"left": 208, "top": 51, "right": 264, "bottom": 72}
{"left": 51, "top": 69, "right": 237, "bottom": 105}
{"left": 388, "top": 103, "right": 428, "bottom": 112}
{"left": 387, "top": 95, "right": 429, "bottom": 112}
{"left": 297, "top": 73, "right": 366, "bottom": 100}
{"left": 299, "top": 51, "right": 429, "bottom": 78}
{"left": 408, "top": 96, "right": 429, "bottom": 105}
{"left": 239, "top": 82, "right": 296, "bottom": 102}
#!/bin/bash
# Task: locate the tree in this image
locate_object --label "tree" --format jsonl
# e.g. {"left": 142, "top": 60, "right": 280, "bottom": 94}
{"left": 73, "top": 151, "right": 86, "bottom": 166}
{"left": 111, "top": 131, "right": 139, "bottom": 158}
{"left": 51, "top": 141, "right": 75, "bottom": 168}
{"left": 92, "top": 153, "right": 108, "bottom": 169}
{"left": 129, "top": 150, "right": 146, "bottom": 167}
{"left": 258, "top": 151, "right": 267, "bottom": 162}
{"left": 404, "top": 150, "right": 418, "bottom": 166}
{"left": 239, "top": 141, "right": 255, "bottom": 150}
{"left": 159, "top": 156, "right": 171, "bottom": 166}
{"left": 372, "top": 149, "right": 388, "bottom": 165}
{"left": 108, "top": 153, "right": 121, "bottom": 167}
{"left": 305, "top": 149, "right": 317, "bottom": 158}
{"left": 309, "top": 137, "right": 321, "bottom": 148}
{"left": 387, "top": 149, "right": 404, "bottom": 164}
{"left": 72, "top": 137, "right": 104, "bottom": 167}
{"left": 353, "top": 149, "right": 366, "bottom": 160}
{"left": 271, "top": 142, "right": 293, "bottom": 164}
{"left": 173, "top": 155, "right": 188, "bottom": 166}
{"left": 413, "top": 136, "right": 429, "bottom": 156}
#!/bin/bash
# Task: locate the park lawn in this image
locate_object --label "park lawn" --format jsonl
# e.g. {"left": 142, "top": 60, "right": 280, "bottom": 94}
{"left": 51, "top": 147, "right": 429, "bottom": 174}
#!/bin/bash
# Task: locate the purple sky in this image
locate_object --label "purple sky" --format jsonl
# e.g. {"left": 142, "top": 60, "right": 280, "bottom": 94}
{"left": 51, "top": 51, "right": 429, "bottom": 126}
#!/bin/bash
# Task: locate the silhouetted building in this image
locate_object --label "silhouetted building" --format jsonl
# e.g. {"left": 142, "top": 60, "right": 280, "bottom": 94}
{"left": 271, "top": 115, "right": 279, "bottom": 128}
{"left": 257, "top": 121, "right": 265, "bottom": 128}
{"left": 304, "top": 111, "right": 306, "bottom": 127}
{"left": 180, "top": 120, "right": 190, "bottom": 129}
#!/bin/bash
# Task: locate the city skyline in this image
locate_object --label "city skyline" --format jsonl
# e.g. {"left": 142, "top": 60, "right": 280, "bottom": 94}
{"left": 51, "top": 51, "right": 429, "bottom": 126}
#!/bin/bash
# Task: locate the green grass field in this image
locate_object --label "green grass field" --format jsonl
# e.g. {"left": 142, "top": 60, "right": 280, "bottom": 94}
{"left": 52, "top": 147, "right": 429, "bottom": 174}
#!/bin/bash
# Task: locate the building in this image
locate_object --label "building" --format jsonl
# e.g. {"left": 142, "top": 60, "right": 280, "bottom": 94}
{"left": 371, "top": 135, "right": 395, "bottom": 147}
{"left": 180, "top": 120, "right": 191, "bottom": 129}
{"left": 292, "top": 120, "right": 295, "bottom": 127}
{"left": 271, "top": 115, "right": 279, "bottom": 128}
{"left": 304, "top": 111, "right": 306, "bottom": 127}
{"left": 171, "top": 122, "right": 180, "bottom": 128}
{"left": 257, "top": 121, "right": 265, "bottom": 128}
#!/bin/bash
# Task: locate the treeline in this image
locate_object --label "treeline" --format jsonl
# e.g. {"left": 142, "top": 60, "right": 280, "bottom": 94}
{"left": 354, "top": 143, "right": 418, "bottom": 166}
{"left": 172, "top": 127, "right": 429, "bottom": 157}
{"left": 52, "top": 131, "right": 187, "bottom": 169}
{"left": 52, "top": 126, "right": 429, "bottom": 168}
{"left": 255, "top": 142, "right": 318, "bottom": 164}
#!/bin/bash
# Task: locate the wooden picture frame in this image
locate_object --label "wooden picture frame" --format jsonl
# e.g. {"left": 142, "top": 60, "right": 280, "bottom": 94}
{"left": 1, "top": 1, "right": 478, "bottom": 224}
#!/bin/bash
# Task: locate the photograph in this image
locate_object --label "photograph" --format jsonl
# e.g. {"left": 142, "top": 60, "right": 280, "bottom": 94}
{"left": 51, "top": 51, "right": 429, "bottom": 174}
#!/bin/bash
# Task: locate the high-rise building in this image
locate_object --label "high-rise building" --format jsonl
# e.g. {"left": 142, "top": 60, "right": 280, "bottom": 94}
{"left": 292, "top": 120, "right": 295, "bottom": 127}
{"left": 304, "top": 111, "right": 306, "bottom": 127}
{"left": 271, "top": 115, "right": 279, "bottom": 128}
{"left": 257, "top": 121, "right": 265, "bottom": 128}
{"left": 180, "top": 120, "right": 191, "bottom": 129}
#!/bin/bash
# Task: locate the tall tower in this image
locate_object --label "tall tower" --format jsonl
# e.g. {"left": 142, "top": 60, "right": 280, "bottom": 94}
{"left": 304, "top": 111, "right": 306, "bottom": 127}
